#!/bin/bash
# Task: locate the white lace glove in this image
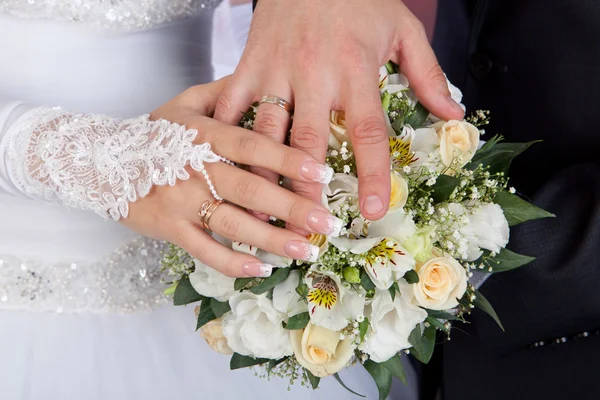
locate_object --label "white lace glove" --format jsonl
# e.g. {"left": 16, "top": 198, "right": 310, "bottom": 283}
{"left": 2, "top": 106, "right": 229, "bottom": 220}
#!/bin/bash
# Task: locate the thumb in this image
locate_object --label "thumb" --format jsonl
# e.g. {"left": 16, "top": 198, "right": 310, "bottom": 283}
{"left": 389, "top": 10, "right": 464, "bottom": 121}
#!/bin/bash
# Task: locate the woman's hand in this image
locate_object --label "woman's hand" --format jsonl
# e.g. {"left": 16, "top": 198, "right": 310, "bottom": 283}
{"left": 122, "top": 78, "right": 341, "bottom": 278}
{"left": 214, "top": 0, "right": 464, "bottom": 222}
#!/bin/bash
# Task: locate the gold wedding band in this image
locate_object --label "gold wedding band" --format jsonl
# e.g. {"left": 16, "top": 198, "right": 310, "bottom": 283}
{"left": 258, "top": 95, "right": 293, "bottom": 114}
{"left": 198, "top": 199, "right": 224, "bottom": 231}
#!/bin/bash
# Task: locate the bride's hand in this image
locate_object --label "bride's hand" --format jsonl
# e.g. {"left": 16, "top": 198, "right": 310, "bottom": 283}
{"left": 122, "top": 78, "right": 340, "bottom": 278}
{"left": 214, "top": 0, "right": 465, "bottom": 222}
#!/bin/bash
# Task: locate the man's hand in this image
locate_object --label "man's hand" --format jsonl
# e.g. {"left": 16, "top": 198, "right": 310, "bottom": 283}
{"left": 215, "top": 0, "right": 464, "bottom": 221}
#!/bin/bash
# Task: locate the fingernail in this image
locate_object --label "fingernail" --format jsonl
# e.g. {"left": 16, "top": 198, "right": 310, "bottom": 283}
{"left": 363, "top": 195, "right": 384, "bottom": 215}
{"left": 285, "top": 241, "right": 320, "bottom": 262}
{"left": 300, "top": 161, "right": 334, "bottom": 184}
{"left": 448, "top": 97, "right": 465, "bottom": 114}
{"left": 242, "top": 262, "right": 274, "bottom": 278}
{"left": 307, "top": 210, "right": 344, "bottom": 237}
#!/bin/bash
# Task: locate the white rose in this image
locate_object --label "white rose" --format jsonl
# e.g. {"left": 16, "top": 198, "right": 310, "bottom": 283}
{"left": 432, "top": 120, "right": 480, "bottom": 168}
{"left": 290, "top": 324, "right": 355, "bottom": 377}
{"left": 362, "top": 289, "right": 427, "bottom": 363}
{"left": 402, "top": 254, "right": 468, "bottom": 310}
{"left": 329, "top": 111, "right": 349, "bottom": 150}
{"left": 325, "top": 173, "right": 359, "bottom": 213}
{"left": 222, "top": 291, "right": 292, "bottom": 359}
{"left": 196, "top": 315, "right": 233, "bottom": 355}
{"left": 447, "top": 203, "right": 510, "bottom": 261}
{"left": 189, "top": 259, "right": 235, "bottom": 302}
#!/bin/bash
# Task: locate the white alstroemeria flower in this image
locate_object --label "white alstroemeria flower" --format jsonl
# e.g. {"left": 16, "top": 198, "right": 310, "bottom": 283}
{"left": 305, "top": 268, "right": 366, "bottom": 331}
{"left": 362, "top": 289, "right": 427, "bottom": 363}
{"left": 222, "top": 291, "right": 292, "bottom": 360}
{"left": 447, "top": 203, "right": 509, "bottom": 261}
{"left": 273, "top": 270, "right": 306, "bottom": 317}
{"left": 410, "top": 127, "right": 442, "bottom": 171}
{"left": 233, "top": 242, "right": 292, "bottom": 268}
{"left": 367, "top": 209, "right": 416, "bottom": 244}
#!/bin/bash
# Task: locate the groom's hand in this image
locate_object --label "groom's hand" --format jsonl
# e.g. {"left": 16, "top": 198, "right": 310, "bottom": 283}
{"left": 214, "top": 0, "right": 463, "bottom": 221}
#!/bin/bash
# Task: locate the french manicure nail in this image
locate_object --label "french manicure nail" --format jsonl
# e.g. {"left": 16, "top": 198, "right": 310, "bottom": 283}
{"left": 363, "top": 195, "right": 384, "bottom": 215}
{"left": 307, "top": 210, "right": 344, "bottom": 237}
{"left": 285, "top": 241, "right": 320, "bottom": 262}
{"left": 300, "top": 161, "right": 334, "bottom": 184}
{"left": 242, "top": 262, "right": 274, "bottom": 278}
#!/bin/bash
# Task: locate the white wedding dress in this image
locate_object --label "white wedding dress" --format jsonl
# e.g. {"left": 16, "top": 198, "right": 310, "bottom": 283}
{"left": 0, "top": 1, "right": 383, "bottom": 399}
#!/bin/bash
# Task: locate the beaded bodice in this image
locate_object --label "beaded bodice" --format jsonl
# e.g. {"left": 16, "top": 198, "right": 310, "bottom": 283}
{"left": 0, "top": 0, "right": 222, "bottom": 30}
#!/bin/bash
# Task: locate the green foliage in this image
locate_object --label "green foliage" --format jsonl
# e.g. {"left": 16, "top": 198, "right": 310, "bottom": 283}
{"left": 478, "top": 248, "right": 536, "bottom": 273}
{"left": 403, "top": 270, "right": 420, "bottom": 284}
{"left": 359, "top": 318, "right": 370, "bottom": 342}
{"left": 196, "top": 300, "right": 217, "bottom": 331}
{"left": 474, "top": 289, "right": 504, "bottom": 331}
{"left": 284, "top": 312, "right": 310, "bottom": 330}
{"left": 230, "top": 353, "right": 269, "bottom": 370}
{"left": 425, "top": 309, "right": 458, "bottom": 321}
{"left": 250, "top": 268, "right": 291, "bottom": 295}
{"left": 363, "top": 360, "right": 392, "bottom": 400}
{"left": 234, "top": 278, "right": 254, "bottom": 291}
{"left": 173, "top": 275, "right": 204, "bottom": 306}
{"left": 305, "top": 370, "right": 321, "bottom": 390}
{"left": 429, "top": 175, "right": 461, "bottom": 203}
{"left": 381, "top": 354, "right": 408, "bottom": 385}
{"left": 494, "top": 191, "right": 555, "bottom": 226}
{"left": 360, "top": 270, "right": 376, "bottom": 291}
{"left": 469, "top": 137, "right": 540, "bottom": 174}
{"left": 408, "top": 325, "right": 436, "bottom": 364}
{"left": 405, "top": 102, "right": 429, "bottom": 128}
{"left": 333, "top": 373, "right": 366, "bottom": 398}
{"left": 210, "top": 298, "right": 231, "bottom": 318}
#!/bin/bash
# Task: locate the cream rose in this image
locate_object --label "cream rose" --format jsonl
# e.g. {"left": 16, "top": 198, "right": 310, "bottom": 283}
{"left": 432, "top": 120, "right": 480, "bottom": 168}
{"left": 196, "top": 316, "right": 233, "bottom": 355}
{"left": 329, "top": 111, "right": 349, "bottom": 150}
{"left": 389, "top": 171, "right": 409, "bottom": 211}
{"left": 405, "top": 255, "right": 468, "bottom": 310}
{"left": 290, "top": 324, "right": 355, "bottom": 377}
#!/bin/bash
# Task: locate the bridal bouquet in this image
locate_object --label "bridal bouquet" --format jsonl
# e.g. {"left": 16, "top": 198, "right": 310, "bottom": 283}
{"left": 161, "top": 63, "right": 553, "bottom": 399}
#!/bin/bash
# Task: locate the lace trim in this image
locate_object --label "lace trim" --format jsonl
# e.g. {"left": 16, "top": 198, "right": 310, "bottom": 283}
{"left": 0, "top": 0, "right": 222, "bottom": 30}
{"left": 7, "top": 107, "right": 226, "bottom": 221}
{"left": 0, "top": 237, "right": 169, "bottom": 314}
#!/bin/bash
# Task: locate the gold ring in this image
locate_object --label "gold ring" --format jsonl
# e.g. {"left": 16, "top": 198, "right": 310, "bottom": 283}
{"left": 198, "top": 199, "right": 224, "bottom": 231}
{"left": 258, "top": 95, "right": 293, "bottom": 114}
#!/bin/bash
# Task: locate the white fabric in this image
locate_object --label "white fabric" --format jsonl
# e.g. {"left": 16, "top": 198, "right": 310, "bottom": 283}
{"left": 0, "top": 6, "right": 380, "bottom": 400}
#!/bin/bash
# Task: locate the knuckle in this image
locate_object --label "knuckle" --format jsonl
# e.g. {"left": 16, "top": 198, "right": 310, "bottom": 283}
{"left": 219, "top": 214, "right": 241, "bottom": 238}
{"left": 291, "top": 125, "right": 325, "bottom": 152}
{"left": 352, "top": 116, "right": 387, "bottom": 145}
{"left": 286, "top": 197, "right": 304, "bottom": 223}
{"left": 426, "top": 63, "right": 447, "bottom": 85}
{"left": 359, "top": 170, "right": 389, "bottom": 186}
{"left": 238, "top": 136, "right": 258, "bottom": 159}
{"left": 215, "top": 92, "right": 233, "bottom": 115}
{"left": 255, "top": 111, "right": 287, "bottom": 134}
{"left": 234, "top": 178, "right": 260, "bottom": 204}
{"left": 295, "top": 46, "right": 321, "bottom": 74}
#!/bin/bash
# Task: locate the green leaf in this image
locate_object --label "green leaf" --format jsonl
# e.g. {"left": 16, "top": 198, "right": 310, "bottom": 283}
{"left": 482, "top": 248, "right": 536, "bottom": 272}
{"left": 385, "top": 61, "right": 398, "bottom": 74}
{"left": 284, "top": 312, "right": 310, "bottom": 330}
{"left": 267, "top": 357, "right": 288, "bottom": 373}
{"left": 403, "top": 270, "right": 420, "bottom": 284}
{"left": 229, "top": 353, "right": 269, "bottom": 370}
{"left": 173, "top": 276, "right": 203, "bottom": 306}
{"left": 494, "top": 191, "right": 555, "bottom": 226}
{"left": 359, "top": 318, "right": 370, "bottom": 342}
{"left": 425, "top": 309, "right": 458, "bottom": 321}
{"left": 210, "top": 298, "right": 231, "bottom": 318}
{"left": 405, "top": 102, "right": 430, "bottom": 128}
{"left": 430, "top": 175, "right": 461, "bottom": 203}
{"left": 250, "top": 268, "right": 290, "bottom": 295}
{"left": 196, "top": 300, "right": 217, "bottom": 331}
{"left": 360, "top": 270, "right": 376, "bottom": 291}
{"left": 474, "top": 289, "right": 504, "bottom": 331}
{"left": 296, "top": 282, "right": 309, "bottom": 299}
{"left": 381, "top": 354, "right": 408, "bottom": 385}
{"left": 469, "top": 140, "right": 540, "bottom": 174}
{"left": 363, "top": 360, "right": 392, "bottom": 400}
{"left": 408, "top": 325, "right": 436, "bottom": 364}
{"left": 333, "top": 373, "right": 366, "bottom": 398}
{"left": 388, "top": 286, "right": 396, "bottom": 301}
{"left": 426, "top": 316, "right": 448, "bottom": 331}
{"left": 234, "top": 278, "right": 254, "bottom": 291}
{"left": 305, "top": 370, "right": 321, "bottom": 390}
